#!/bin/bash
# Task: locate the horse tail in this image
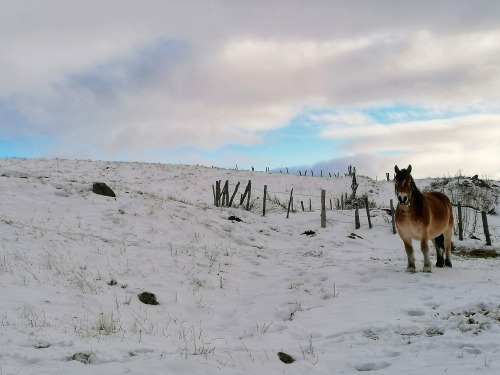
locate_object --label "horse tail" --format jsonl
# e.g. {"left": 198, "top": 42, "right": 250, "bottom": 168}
{"left": 434, "top": 234, "right": 445, "bottom": 249}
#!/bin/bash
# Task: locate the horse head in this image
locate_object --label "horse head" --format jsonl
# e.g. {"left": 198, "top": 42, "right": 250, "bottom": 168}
{"left": 394, "top": 164, "right": 413, "bottom": 206}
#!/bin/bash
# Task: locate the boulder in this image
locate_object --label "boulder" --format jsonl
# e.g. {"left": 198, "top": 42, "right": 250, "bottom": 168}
{"left": 92, "top": 182, "right": 116, "bottom": 197}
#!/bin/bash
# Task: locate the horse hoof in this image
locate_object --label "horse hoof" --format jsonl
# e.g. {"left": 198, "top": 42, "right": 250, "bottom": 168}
{"left": 406, "top": 267, "right": 416, "bottom": 273}
{"left": 445, "top": 260, "right": 452, "bottom": 268}
{"left": 423, "top": 267, "right": 432, "bottom": 273}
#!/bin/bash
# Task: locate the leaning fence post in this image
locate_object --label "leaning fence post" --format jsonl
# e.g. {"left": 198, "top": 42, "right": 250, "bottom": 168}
{"left": 390, "top": 199, "right": 397, "bottom": 234}
{"left": 457, "top": 202, "right": 463, "bottom": 241}
{"left": 240, "top": 180, "right": 251, "bottom": 206}
{"left": 321, "top": 190, "right": 326, "bottom": 228}
{"left": 263, "top": 185, "right": 267, "bottom": 216}
{"left": 287, "top": 188, "right": 294, "bottom": 218}
{"left": 481, "top": 211, "right": 492, "bottom": 246}
{"left": 365, "top": 196, "right": 372, "bottom": 229}
{"left": 239, "top": 184, "right": 247, "bottom": 205}
{"left": 229, "top": 181, "right": 240, "bottom": 207}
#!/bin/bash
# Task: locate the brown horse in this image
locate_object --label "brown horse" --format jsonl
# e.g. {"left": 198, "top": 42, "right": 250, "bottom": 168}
{"left": 394, "top": 165, "right": 453, "bottom": 272}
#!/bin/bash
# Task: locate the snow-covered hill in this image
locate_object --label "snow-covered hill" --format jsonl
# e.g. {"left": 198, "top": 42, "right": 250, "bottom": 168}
{"left": 1, "top": 158, "right": 499, "bottom": 375}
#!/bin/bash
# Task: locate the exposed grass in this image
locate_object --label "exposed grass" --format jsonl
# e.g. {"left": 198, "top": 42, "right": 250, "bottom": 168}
{"left": 454, "top": 247, "right": 499, "bottom": 258}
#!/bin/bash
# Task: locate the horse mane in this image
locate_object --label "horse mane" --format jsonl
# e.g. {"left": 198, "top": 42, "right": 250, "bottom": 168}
{"left": 410, "top": 177, "right": 424, "bottom": 209}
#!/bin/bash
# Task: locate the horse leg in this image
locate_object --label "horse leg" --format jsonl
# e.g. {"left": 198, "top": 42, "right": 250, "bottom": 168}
{"left": 444, "top": 228, "right": 452, "bottom": 268}
{"left": 433, "top": 234, "right": 445, "bottom": 268}
{"left": 421, "top": 238, "right": 432, "bottom": 273}
{"left": 403, "top": 240, "right": 416, "bottom": 273}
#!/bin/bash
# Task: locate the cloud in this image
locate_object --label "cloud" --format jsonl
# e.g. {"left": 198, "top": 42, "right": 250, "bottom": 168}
{"left": 0, "top": 0, "right": 500, "bottom": 176}
{"left": 311, "top": 112, "right": 500, "bottom": 178}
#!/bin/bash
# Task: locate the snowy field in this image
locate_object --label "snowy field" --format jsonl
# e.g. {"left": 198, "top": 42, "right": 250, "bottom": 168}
{"left": 1, "top": 158, "right": 499, "bottom": 375}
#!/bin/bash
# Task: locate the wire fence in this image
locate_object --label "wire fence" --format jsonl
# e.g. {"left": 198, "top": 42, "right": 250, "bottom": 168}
{"left": 212, "top": 179, "right": 499, "bottom": 246}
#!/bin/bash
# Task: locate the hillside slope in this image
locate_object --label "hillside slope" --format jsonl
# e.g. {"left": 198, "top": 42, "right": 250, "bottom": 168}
{"left": 1, "top": 158, "right": 499, "bottom": 375}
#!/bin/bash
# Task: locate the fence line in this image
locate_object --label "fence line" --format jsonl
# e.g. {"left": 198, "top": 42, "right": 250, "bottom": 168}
{"left": 212, "top": 179, "right": 497, "bottom": 246}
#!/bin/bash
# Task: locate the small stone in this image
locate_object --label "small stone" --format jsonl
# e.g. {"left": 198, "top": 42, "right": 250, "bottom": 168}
{"left": 138, "top": 292, "right": 159, "bottom": 305}
{"left": 278, "top": 351, "right": 294, "bottom": 364}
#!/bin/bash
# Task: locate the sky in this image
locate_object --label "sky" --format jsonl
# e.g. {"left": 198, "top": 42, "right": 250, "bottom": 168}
{"left": 1, "top": 0, "right": 499, "bottom": 179}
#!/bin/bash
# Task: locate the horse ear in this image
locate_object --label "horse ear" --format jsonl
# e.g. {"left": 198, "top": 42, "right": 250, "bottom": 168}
{"left": 394, "top": 165, "right": 400, "bottom": 174}
{"left": 407, "top": 165, "right": 412, "bottom": 174}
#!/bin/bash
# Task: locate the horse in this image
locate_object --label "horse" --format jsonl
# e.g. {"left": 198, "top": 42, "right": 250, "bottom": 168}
{"left": 394, "top": 165, "right": 454, "bottom": 273}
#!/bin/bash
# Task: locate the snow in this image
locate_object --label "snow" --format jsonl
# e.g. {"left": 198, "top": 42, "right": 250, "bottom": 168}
{"left": 1, "top": 157, "right": 499, "bottom": 375}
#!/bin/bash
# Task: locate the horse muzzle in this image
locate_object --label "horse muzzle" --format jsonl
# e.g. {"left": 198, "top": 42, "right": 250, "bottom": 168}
{"left": 397, "top": 193, "right": 410, "bottom": 206}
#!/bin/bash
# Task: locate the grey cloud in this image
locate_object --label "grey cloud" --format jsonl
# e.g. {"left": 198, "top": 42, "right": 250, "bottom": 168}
{"left": 1, "top": 0, "right": 500, "bottom": 167}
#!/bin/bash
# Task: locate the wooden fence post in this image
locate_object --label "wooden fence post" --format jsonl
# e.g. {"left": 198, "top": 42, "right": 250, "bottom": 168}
{"left": 215, "top": 180, "right": 221, "bottom": 207}
{"left": 309, "top": 199, "right": 312, "bottom": 211}
{"left": 355, "top": 208, "right": 360, "bottom": 229}
{"left": 481, "top": 211, "right": 492, "bottom": 246}
{"left": 228, "top": 182, "right": 240, "bottom": 207}
{"left": 263, "top": 185, "right": 267, "bottom": 216}
{"left": 321, "top": 190, "right": 326, "bottom": 228}
{"left": 301, "top": 201, "right": 305, "bottom": 212}
{"left": 365, "top": 196, "right": 372, "bottom": 229}
{"left": 222, "top": 180, "right": 229, "bottom": 207}
{"left": 390, "top": 199, "right": 397, "bottom": 234}
{"left": 239, "top": 185, "right": 246, "bottom": 205}
{"left": 240, "top": 180, "right": 251, "bottom": 206}
{"left": 287, "top": 189, "right": 294, "bottom": 218}
{"left": 246, "top": 180, "right": 251, "bottom": 211}
{"left": 457, "top": 202, "right": 463, "bottom": 241}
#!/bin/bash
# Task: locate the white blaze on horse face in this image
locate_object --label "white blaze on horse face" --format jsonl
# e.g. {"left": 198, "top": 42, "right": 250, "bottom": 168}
{"left": 395, "top": 176, "right": 411, "bottom": 206}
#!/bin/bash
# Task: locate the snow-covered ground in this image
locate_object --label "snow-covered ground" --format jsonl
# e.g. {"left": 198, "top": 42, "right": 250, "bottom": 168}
{"left": 1, "top": 158, "right": 499, "bottom": 375}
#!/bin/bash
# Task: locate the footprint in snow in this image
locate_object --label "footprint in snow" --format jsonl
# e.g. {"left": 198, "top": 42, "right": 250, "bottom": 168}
{"left": 354, "top": 361, "right": 391, "bottom": 371}
{"left": 404, "top": 308, "right": 425, "bottom": 317}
